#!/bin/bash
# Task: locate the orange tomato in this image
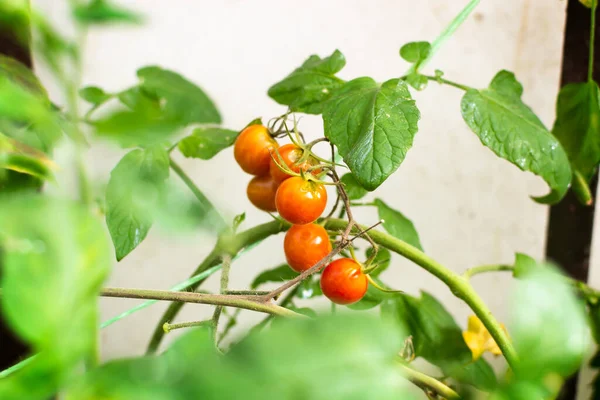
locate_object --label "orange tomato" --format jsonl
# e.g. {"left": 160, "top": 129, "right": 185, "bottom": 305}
{"left": 284, "top": 224, "right": 332, "bottom": 272}
{"left": 275, "top": 176, "right": 327, "bottom": 225}
{"left": 234, "top": 125, "right": 278, "bottom": 176}
{"left": 320, "top": 258, "right": 368, "bottom": 305}
{"left": 270, "top": 143, "right": 318, "bottom": 183}
{"left": 246, "top": 175, "right": 278, "bottom": 212}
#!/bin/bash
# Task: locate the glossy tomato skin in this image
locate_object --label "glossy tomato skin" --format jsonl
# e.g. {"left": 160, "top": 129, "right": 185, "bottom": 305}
{"left": 270, "top": 144, "right": 317, "bottom": 183}
{"left": 284, "top": 224, "right": 332, "bottom": 273}
{"left": 234, "top": 125, "right": 278, "bottom": 176}
{"left": 275, "top": 177, "right": 327, "bottom": 225}
{"left": 246, "top": 175, "right": 278, "bottom": 212}
{"left": 320, "top": 258, "right": 368, "bottom": 305}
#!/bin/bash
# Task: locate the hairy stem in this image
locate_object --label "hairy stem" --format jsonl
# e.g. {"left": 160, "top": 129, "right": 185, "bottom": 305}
{"left": 102, "top": 288, "right": 301, "bottom": 317}
{"left": 163, "top": 319, "right": 211, "bottom": 333}
{"left": 422, "top": 75, "right": 472, "bottom": 91}
{"left": 212, "top": 254, "right": 232, "bottom": 344}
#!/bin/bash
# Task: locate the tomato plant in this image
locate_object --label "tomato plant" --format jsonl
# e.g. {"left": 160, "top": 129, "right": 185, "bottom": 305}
{"left": 0, "top": 1, "right": 599, "bottom": 400}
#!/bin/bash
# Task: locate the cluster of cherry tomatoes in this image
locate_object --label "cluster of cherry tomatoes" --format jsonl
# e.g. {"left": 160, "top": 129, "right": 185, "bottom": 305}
{"left": 233, "top": 123, "right": 368, "bottom": 305}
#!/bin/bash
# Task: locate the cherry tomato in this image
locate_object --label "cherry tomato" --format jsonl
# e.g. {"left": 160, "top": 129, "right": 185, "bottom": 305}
{"left": 234, "top": 125, "right": 278, "bottom": 176}
{"left": 246, "top": 175, "right": 278, "bottom": 212}
{"left": 270, "top": 143, "right": 318, "bottom": 183}
{"left": 275, "top": 176, "right": 327, "bottom": 225}
{"left": 284, "top": 224, "right": 332, "bottom": 273}
{"left": 320, "top": 258, "right": 368, "bottom": 305}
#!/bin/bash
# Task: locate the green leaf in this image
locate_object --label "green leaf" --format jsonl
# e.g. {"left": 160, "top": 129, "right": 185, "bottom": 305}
{"left": 93, "top": 108, "right": 179, "bottom": 148}
{"left": 232, "top": 212, "right": 246, "bottom": 232}
{"left": 511, "top": 262, "right": 590, "bottom": 379}
{"left": 0, "top": 132, "right": 56, "bottom": 182}
{"left": 137, "top": 66, "right": 221, "bottom": 126}
{"left": 399, "top": 41, "right": 431, "bottom": 64}
{"left": 461, "top": 70, "right": 571, "bottom": 204}
{"left": 287, "top": 306, "right": 318, "bottom": 318}
{"left": 340, "top": 172, "right": 368, "bottom": 200}
{"left": 105, "top": 145, "right": 170, "bottom": 260}
{"left": 245, "top": 117, "right": 263, "bottom": 128}
{"left": 73, "top": 0, "right": 143, "bottom": 25}
{"left": 68, "top": 315, "right": 414, "bottom": 399}
{"left": 296, "top": 276, "right": 322, "bottom": 299}
{"left": 79, "top": 86, "right": 111, "bottom": 105}
{"left": 449, "top": 358, "right": 498, "bottom": 391}
{"left": 382, "top": 291, "right": 496, "bottom": 390}
{"left": 0, "top": 195, "right": 111, "bottom": 398}
{"left": 512, "top": 252, "right": 539, "bottom": 278}
{"left": 0, "top": 55, "right": 63, "bottom": 153}
{"left": 250, "top": 264, "right": 297, "bottom": 289}
{"left": 323, "top": 78, "right": 420, "bottom": 190}
{"left": 268, "top": 49, "right": 346, "bottom": 115}
{"left": 117, "top": 86, "right": 161, "bottom": 112}
{"left": 178, "top": 127, "right": 239, "bottom": 160}
{"left": 374, "top": 198, "right": 423, "bottom": 251}
{"left": 405, "top": 73, "right": 428, "bottom": 91}
{"left": 552, "top": 81, "right": 600, "bottom": 182}
{"left": 0, "top": 55, "right": 48, "bottom": 97}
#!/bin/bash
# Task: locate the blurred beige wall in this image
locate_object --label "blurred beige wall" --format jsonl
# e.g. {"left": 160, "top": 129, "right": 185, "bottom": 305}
{"left": 32, "top": 0, "right": 598, "bottom": 399}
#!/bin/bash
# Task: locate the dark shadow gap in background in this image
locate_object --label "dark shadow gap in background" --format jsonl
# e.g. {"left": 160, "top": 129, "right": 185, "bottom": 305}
{"left": 548, "top": 1, "right": 599, "bottom": 399}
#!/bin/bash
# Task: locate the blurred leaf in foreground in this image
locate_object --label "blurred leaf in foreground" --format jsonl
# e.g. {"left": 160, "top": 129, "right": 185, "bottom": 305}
{"left": 68, "top": 314, "right": 414, "bottom": 399}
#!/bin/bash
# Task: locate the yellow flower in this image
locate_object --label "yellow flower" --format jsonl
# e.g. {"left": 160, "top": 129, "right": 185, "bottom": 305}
{"left": 462, "top": 315, "right": 507, "bottom": 360}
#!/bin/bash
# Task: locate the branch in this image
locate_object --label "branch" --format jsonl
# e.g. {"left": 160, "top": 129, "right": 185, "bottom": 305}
{"left": 463, "top": 264, "right": 513, "bottom": 279}
{"left": 398, "top": 364, "right": 460, "bottom": 399}
{"left": 102, "top": 288, "right": 302, "bottom": 318}
{"left": 321, "top": 218, "right": 519, "bottom": 369}
{"left": 146, "top": 219, "right": 288, "bottom": 354}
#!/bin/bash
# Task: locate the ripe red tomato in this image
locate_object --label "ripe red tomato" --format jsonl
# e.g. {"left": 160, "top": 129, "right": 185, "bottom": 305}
{"left": 320, "top": 258, "right": 368, "bottom": 305}
{"left": 270, "top": 143, "right": 318, "bottom": 183}
{"left": 275, "top": 176, "right": 327, "bottom": 225}
{"left": 246, "top": 175, "right": 278, "bottom": 212}
{"left": 284, "top": 224, "right": 332, "bottom": 273}
{"left": 234, "top": 125, "right": 278, "bottom": 176}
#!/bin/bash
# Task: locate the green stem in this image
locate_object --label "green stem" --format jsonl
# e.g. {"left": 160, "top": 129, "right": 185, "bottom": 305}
{"left": 398, "top": 363, "right": 460, "bottom": 399}
{"left": 463, "top": 264, "right": 513, "bottom": 279}
{"left": 102, "top": 288, "right": 301, "bottom": 317}
{"left": 145, "top": 217, "right": 517, "bottom": 368}
{"left": 163, "top": 319, "right": 212, "bottom": 333}
{"left": 146, "top": 219, "right": 288, "bottom": 354}
{"left": 212, "top": 254, "right": 232, "bottom": 344}
{"left": 101, "top": 264, "right": 223, "bottom": 328}
{"left": 589, "top": 0, "right": 597, "bottom": 82}
{"left": 169, "top": 157, "right": 228, "bottom": 232}
{"left": 422, "top": 75, "right": 472, "bottom": 91}
{"left": 322, "top": 219, "right": 519, "bottom": 368}
{"left": 409, "top": 0, "right": 480, "bottom": 75}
